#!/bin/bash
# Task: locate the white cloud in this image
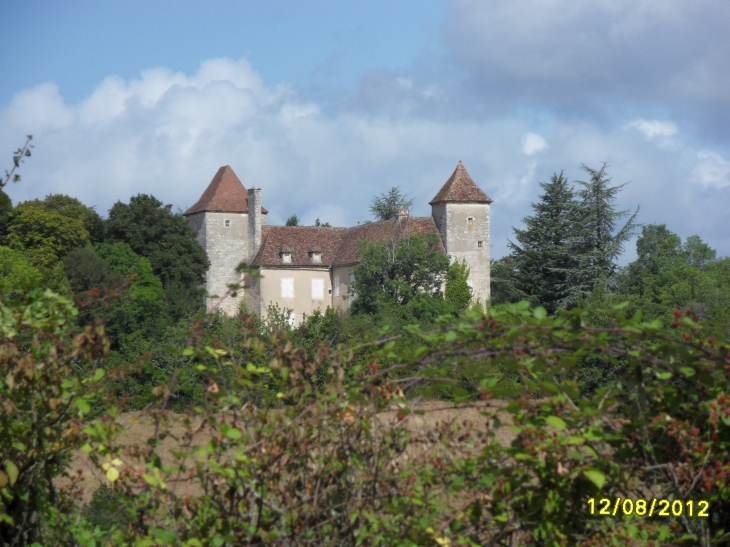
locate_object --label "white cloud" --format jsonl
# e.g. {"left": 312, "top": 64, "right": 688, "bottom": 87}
{"left": 628, "top": 119, "right": 678, "bottom": 140}
{"left": 1, "top": 56, "right": 729, "bottom": 261}
{"left": 521, "top": 132, "right": 548, "bottom": 155}
{"left": 692, "top": 151, "right": 730, "bottom": 189}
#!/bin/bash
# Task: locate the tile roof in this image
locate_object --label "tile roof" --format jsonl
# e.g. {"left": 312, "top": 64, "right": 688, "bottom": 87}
{"left": 184, "top": 166, "right": 268, "bottom": 215}
{"left": 429, "top": 161, "right": 493, "bottom": 205}
{"left": 333, "top": 217, "right": 444, "bottom": 266}
{"left": 250, "top": 226, "right": 348, "bottom": 267}
{"left": 250, "top": 217, "right": 444, "bottom": 268}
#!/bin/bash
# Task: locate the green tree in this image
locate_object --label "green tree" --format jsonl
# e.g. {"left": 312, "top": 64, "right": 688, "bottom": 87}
{"left": 63, "top": 248, "right": 123, "bottom": 294}
{"left": 507, "top": 172, "right": 578, "bottom": 313}
{"left": 0, "top": 189, "right": 12, "bottom": 245}
{"left": 566, "top": 163, "right": 639, "bottom": 305}
{"left": 0, "top": 246, "right": 42, "bottom": 296}
{"left": 285, "top": 214, "right": 299, "bottom": 226}
{"left": 104, "top": 194, "right": 208, "bottom": 320}
{"left": 6, "top": 201, "right": 90, "bottom": 288}
{"left": 369, "top": 186, "right": 414, "bottom": 221}
{"left": 313, "top": 218, "right": 331, "bottom": 227}
{"left": 41, "top": 194, "right": 104, "bottom": 244}
{"left": 351, "top": 233, "right": 449, "bottom": 315}
{"left": 444, "top": 258, "right": 472, "bottom": 311}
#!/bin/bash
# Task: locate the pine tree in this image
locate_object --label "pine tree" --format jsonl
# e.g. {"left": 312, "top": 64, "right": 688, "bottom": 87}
{"left": 563, "top": 164, "right": 639, "bottom": 307}
{"left": 507, "top": 172, "right": 578, "bottom": 314}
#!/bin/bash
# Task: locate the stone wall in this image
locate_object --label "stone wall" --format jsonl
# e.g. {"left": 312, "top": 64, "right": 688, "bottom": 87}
{"left": 188, "top": 211, "right": 248, "bottom": 315}
{"left": 431, "top": 202, "right": 491, "bottom": 304}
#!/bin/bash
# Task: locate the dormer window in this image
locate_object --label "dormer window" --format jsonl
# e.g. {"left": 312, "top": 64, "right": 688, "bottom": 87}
{"left": 281, "top": 252, "right": 292, "bottom": 263}
{"left": 310, "top": 251, "right": 322, "bottom": 263}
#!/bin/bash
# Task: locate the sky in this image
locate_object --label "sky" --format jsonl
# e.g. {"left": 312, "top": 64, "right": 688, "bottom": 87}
{"left": 1, "top": 0, "right": 729, "bottom": 261}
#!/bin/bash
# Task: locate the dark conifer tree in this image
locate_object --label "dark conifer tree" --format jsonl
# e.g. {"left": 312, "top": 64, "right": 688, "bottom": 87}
{"left": 563, "top": 163, "right": 639, "bottom": 306}
{"left": 507, "top": 172, "right": 577, "bottom": 313}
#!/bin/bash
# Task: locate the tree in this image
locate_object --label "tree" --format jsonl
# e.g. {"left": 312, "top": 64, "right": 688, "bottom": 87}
{"left": 62, "top": 247, "right": 123, "bottom": 294}
{"left": 0, "top": 246, "right": 42, "bottom": 296}
{"left": 104, "top": 194, "right": 208, "bottom": 320}
{"left": 0, "top": 189, "right": 12, "bottom": 245}
{"left": 285, "top": 214, "right": 299, "bottom": 226}
{"left": 369, "top": 186, "right": 414, "bottom": 221}
{"left": 313, "top": 218, "right": 331, "bottom": 227}
{"left": 444, "top": 259, "right": 472, "bottom": 311}
{"left": 41, "top": 194, "right": 104, "bottom": 244}
{"left": 507, "top": 172, "right": 579, "bottom": 314}
{"left": 351, "top": 233, "right": 449, "bottom": 315}
{"left": 6, "top": 201, "right": 90, "bottom": 288}
{"left": 566, "top": 163, "right": 639, "bottom": 305}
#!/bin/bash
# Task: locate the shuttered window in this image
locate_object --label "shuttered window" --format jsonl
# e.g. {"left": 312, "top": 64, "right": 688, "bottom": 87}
{"left": 312, "top": 278, "right": 324, "bottom": 299}
{"left": 281, "top": 277, "right": 294, "bottom": 298}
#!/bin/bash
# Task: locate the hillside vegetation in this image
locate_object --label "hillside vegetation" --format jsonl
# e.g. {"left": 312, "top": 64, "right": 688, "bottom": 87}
{"left": 2, "top": 138, "right": 730, "bottom": 546}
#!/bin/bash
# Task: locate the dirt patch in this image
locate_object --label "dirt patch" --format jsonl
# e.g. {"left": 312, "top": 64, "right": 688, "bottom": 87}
{"left": 61, "top": 400, "right": 519, "bottom": 505}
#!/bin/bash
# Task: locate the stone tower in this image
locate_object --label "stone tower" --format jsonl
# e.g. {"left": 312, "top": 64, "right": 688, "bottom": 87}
{"left": 183, "top": 166, "right": 267, "bottom": 314}
{"left": 430, "top": 161, "right": 493, "bottom": 304}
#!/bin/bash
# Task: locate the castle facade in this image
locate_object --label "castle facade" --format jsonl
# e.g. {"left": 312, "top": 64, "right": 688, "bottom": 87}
{"left": 184, "top": 161, "right": 493, "bottom": 324}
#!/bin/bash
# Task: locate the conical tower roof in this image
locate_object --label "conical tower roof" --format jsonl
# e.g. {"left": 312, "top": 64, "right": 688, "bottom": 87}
{"left": 429, "top": 161, "right": 493, "bottom": 205}
{"left": 184, "top": 166, "right": 268, "bottom": 215}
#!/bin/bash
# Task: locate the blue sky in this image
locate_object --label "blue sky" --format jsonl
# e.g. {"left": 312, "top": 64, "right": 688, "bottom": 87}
{"left": 1, "top": 0, "right": 729, "bottom": 261}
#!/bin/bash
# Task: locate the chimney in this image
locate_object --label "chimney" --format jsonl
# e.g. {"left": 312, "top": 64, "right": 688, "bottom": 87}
{"left": 396, "top": 209, "right": 409, "bottom": 224}
{"left": 248, "top": 188, "right": 262, "bottom": 261}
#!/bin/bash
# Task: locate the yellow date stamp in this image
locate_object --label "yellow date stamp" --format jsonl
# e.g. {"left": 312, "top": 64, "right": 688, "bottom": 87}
{"left": 587, "top": 498, "right": 710, "bottom": 518}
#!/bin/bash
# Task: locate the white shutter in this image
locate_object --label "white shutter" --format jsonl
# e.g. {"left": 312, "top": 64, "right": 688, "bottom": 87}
{"left": 281, "top": 277, "right": 294, "bottom": 298}
{"left": 312, "top": 278, "right": 324, "bottom": 299}
{"left": 334, "top": 276, "right": 340, "bottom": 297}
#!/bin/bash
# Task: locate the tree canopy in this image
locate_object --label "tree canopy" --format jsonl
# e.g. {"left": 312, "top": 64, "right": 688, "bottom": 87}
{"left": 351, "top": 233, "right": 449, "bottom": 316}
{"left": 104, "top": 194, "right": 208, "bottom": 320}
{"left": 369, "top": 186, "right": 414, "bottom": 221}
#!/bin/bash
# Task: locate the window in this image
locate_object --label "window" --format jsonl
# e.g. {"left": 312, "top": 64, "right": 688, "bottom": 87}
{"left": 224, "top": 219, "right": 230, "bottom": 227}
{"left": 281, "top": 277, "right": 294, "bottom": 298}
{"left": 281, "top": 253, "right": 292, "bottom": 263}
{"left": 312, "top": 278, "right": 324, "bottom": 299}
{"left": 477, "top": 241, "right": 483, "bottom": 248}
{"left": 334, "top": 276, "right": 340, "bottom": 297}
{"left": 467, "top": 217, "right": 474, "bottom": 225}
{"left": 310, "top": 252, "right": 322, "bottom": 263}
{"left": 288, "top": 311, "right": 296, "bottom": 328}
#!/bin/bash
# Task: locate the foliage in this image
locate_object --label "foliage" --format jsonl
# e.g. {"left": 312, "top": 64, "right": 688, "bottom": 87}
{"left": 2, "top": 135, "right": 33, "bottom": 187}
{"left": 20, "top": 299, "right": 725, "bottom": 546}
{"left": 566, "top": 163, "right": 639, "bottom": 304}
{"left": 40, "top": 194, "right": 105, "bottom": 244}
{"left": 444, "top": 259, "right": 472, "bottom": 311}
{"left": 0, "top": 190, "right": 12, "bottom": 246}
{"left": 313, "top": 218, "right": 331, "bottom": 227}
{"left": 0, "top": 289, "right": 109, "bottom": 545}
{"left": 369, "top": 186, "right": 414, "bottom": 221}
{"left": 63, "top": 247, "right": 124, "bottom": 294}
{"left": 507, "top": 172, "right": 578, "bottom": 313}
{"left": 351, "top": 233, "right": 449, "bottom": 315}
{"left": 6, "top": 201, "right": 90, "bottom": 288}
{"left": 285, "top": 214, "right": 299, "bottom": 226}
{"left": 0, "top": 246, "right": 42, "bottom": 296}
{"left": 104, "top": 194, "right": 208, "bottom": 320}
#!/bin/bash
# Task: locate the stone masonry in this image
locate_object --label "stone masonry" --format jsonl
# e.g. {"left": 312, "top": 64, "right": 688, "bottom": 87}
{"left": 185, "top": 161, "right": 493, "bottom": 320}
